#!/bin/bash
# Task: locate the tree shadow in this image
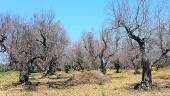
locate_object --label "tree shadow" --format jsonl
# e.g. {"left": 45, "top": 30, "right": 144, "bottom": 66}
{"left": 127, "top": 82, "right": 170, "bottom": 91}
{"left": 111, "top": 76, "right": 128, "bottom": 79}
{"left": 154, "top": 75, "right": 170, "bottom": 80}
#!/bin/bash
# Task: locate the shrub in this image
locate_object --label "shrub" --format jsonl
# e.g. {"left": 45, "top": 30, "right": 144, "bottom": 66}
{"left": 64, "top": 65, "right": 76, "bottom": 73}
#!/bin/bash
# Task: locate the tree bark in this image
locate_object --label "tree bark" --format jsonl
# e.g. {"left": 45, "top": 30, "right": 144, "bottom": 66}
{"left": 44, "top": 57, "right": 57, "bottom": 76}
{"left": 19, "top": 56, "right": 42, "bottom": 84}
{"left": 134, "top": 64, "right": 140, "bottom": 74}
{"left": 134, "top": 40, "right": 152, "bottom": 89}
{"left": 141, "top": 58, "right": 152, "bottom": 87}
{"left": 116, "top": 68, "right": 120, "bottom": 73}
{"left": 76, "top": 61, "right": 84, "bottom": 71}
{"left": 128, "top": 32, "right": 152, "bottom": 89}
{"left": 19, "top": 65, "right": 29, "bottom": 84}
{"left": 100, "top": 57, "right": 107, "bottom": 74}
{"left": 140, "top": 44, "right": 152, "bottom": 84}
{"left": 44, "top": 65, "right": 56, "bottom": 76}
{"left": 114, "top": 60, "right": 120, "bottom": 73}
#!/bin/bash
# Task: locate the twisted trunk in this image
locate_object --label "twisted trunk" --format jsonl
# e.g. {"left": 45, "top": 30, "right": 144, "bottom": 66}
{"left": 134, "top": 38, "right": 152, "bottom": 89}
{"left": 114, "top": 60, "right": 120, "bottom": 73}
{"left": 19, "top": 56, "right": 43, "bottom": 84}
{"left": 75, "top": 59, "right": 84, "bottom": 71}
{"left": 19, "top": 64, "right": 29, "bottom": 84}
{"left": 44, "top": 57, "right": 57, "bottom": 76}
{"left": 127, "top": 29, "right": 152, "bottom": 89}
{"left": 100, "top": 57, "right": 107, "bottom": 74}
{"left": 141, "top": 52, "right": 152, "bottom": 87}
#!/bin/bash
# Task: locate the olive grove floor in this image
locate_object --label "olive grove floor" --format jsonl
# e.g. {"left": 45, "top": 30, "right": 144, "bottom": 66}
{"left": 0, "top": 68, "right": 170, "bottom": 96}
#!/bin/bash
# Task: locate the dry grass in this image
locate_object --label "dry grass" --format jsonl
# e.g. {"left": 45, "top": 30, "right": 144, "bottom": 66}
{"left": 62, "top": 71, "right": 111, "bottom": 86}
{"left": 0, "top": 68, "right": 170, "bottom": 96}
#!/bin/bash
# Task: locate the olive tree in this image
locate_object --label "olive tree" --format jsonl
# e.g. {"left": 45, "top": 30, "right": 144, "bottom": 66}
{"left": 33, "top": 12, "right": 68, "bottom": 76}
{"left": 110, "top": 0, "right": 153, "bottom": 89}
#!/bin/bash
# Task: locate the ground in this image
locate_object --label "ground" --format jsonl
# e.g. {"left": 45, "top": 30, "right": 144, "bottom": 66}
{"left": 0, "top": 68, "right": 170, "bottom": 96}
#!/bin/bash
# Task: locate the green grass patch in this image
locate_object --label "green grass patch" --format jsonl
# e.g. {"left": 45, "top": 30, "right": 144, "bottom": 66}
{"left": 0, "top": 71, "right": 19, "bottom": 90}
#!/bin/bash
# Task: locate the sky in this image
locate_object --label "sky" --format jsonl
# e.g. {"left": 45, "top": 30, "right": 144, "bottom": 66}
{"left": 1, "top": 0, "right": 169, "bottom": 42}
{"left": 0, "top": 0, "right": 109, "bottom": 64}
{"left": 0, "top": 0, "right": 169, "bottom": 64}
{"left": 0, "top": 0, "right": 108, "bottom": 42}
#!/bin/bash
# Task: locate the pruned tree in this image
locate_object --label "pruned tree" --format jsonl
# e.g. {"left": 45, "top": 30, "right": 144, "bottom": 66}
{"left": 111, "top": 0, "right": 153, "bottom": 89}
{"left": 99, "top": 29, "right": 116, "bottom": 74}
{"left": 83, "top": 32, "right": 99, "bottom": 70}
{"left": 73, "top": 42, "right": 85, "bottom": 71}
{"left": 0, "top": 15, "right": 11, "bottom": 53}
{"left": 127, "top": 40, "right": 141, "bottom": 74}
{"left": 14, "top": 24, "right": 39, "bottom": 84}
{"left": 151, "top": 6, "right": 170, "bottom": 69}
{"left": 0, "top": 12, "right": 68, "bottom": 83}
{"left": 33, "top": 12, "right": 68, "bottom": 76}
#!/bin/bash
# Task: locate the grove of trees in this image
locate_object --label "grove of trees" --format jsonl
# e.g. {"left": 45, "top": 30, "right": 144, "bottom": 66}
{"left": 0, "top": 0, "right": 170, "bottom": 90}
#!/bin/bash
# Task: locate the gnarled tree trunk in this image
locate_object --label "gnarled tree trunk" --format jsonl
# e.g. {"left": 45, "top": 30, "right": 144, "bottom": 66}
{"left": 44, "top": 57, "right": 57, "bottom": 76}
{"left": 19, "top": 64, "right": 29, "bottom": 84}
{"left": 100, "top": 57, "right": 107, "bottom": 74}
{"left": 135, "top": 40, "right": 152, "bottom": 89}
{"left": 114, "top": 60, "right": 120, "bottom": 73}
{"left": 141, "top": 57, "right": 152, "bottom": 87}
{"left": 126, "top": 32, "right": 152, "bottom": 89}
